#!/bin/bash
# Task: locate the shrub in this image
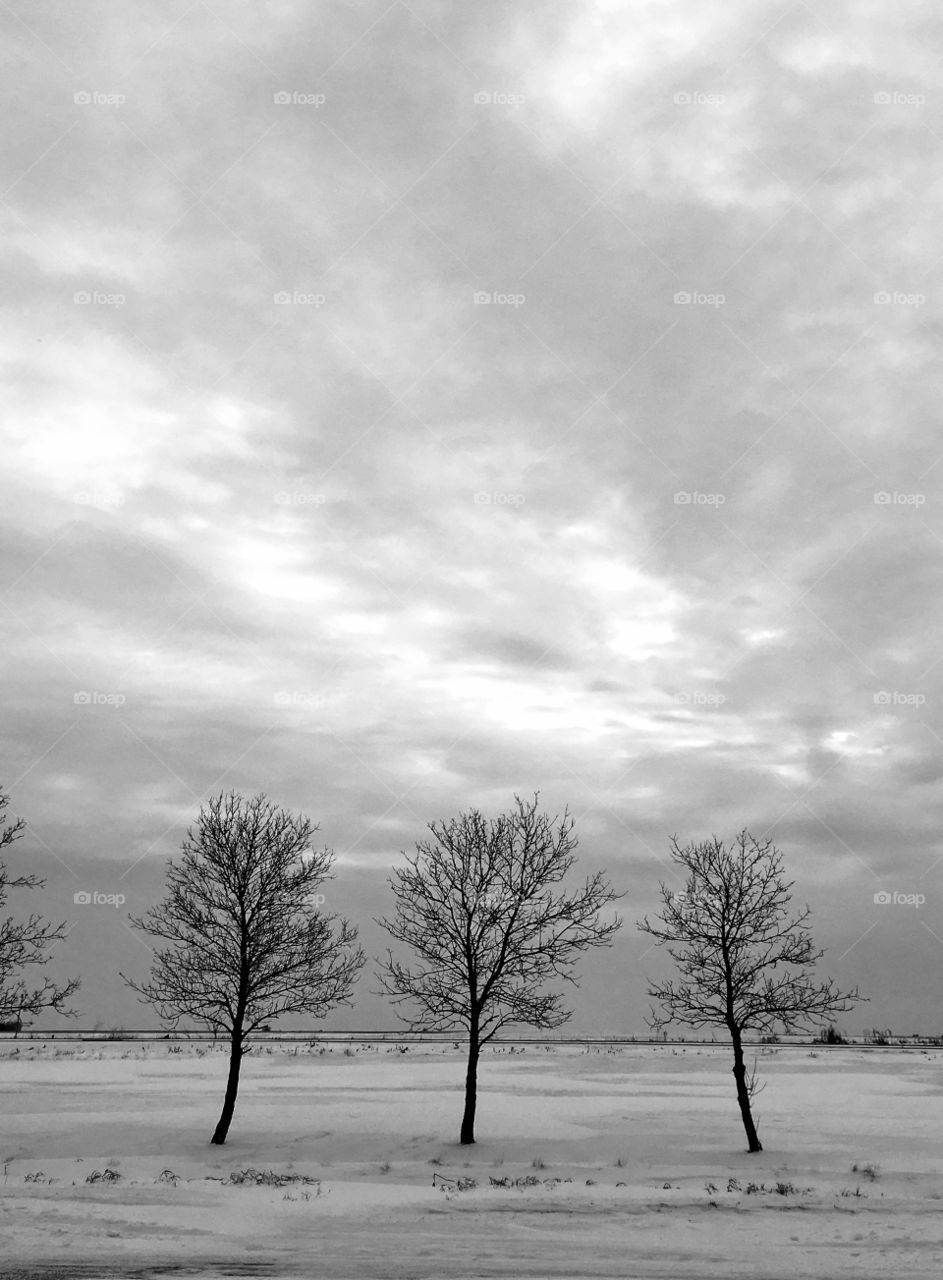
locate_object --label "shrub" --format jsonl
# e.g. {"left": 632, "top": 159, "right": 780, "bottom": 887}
{"left": 817, "top": 1024, "right": 845, "bottom": 1044}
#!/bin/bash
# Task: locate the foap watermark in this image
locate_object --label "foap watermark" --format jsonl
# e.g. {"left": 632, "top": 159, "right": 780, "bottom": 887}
{"left": 874, "top": 91, "right": 925, "bottom": 108}
{"left": 673, "top": 91, "right": 725, "bottom": 106}
{"left": 874, "top": 491, "right": 924, "bottom": 507}
{"left": 473, "top": 291, "right": 525, "bottom": 307}
{"left": 874, "top": 290, "right": 925, "bottom": 307}
{"left": 874, "top": 890, "right": 925, "bottom": 908}
{"left": 674, "top": 490, "right": 725, "bottom": 506}
{"left": 874, "top": 690, "right": 926, "bottom": 708}
{"left": 74, "top": 291, "right": 125, "bottom": 307}
{"left": 676, "top": 691, "right": 726, "bottom": 708}
{"left": 74, "top": 890, "right": 126, "bottom": 908}
{"left": 74, "top": 491, "right": 125, "bottom": 509}
{"left": 74, "top": 691, "right": 126, "bottom": 707}
{"left": 469, "top": 890, "right": 513, "bottom": 911}
{"left": 273, "top": 91, "right": 326, "bottom": 106}
{"left": 474, "top": 491, "right": 525, "bottom": 507}
{"left": 274, "top": 291, "right": 325, "bottom": 307}
{"left": 274, "top": 489, "right": 325, "bottom": 507}
{"left": 674, "top": 291, "right": 725, "bottom": 307}
{"left": 74, "top": 90, "right": 125, "bottom": 107}
{"left": 274, "top": 690, "right": 325, "bottom": 708}
{"left": 473, "top": 91, "right": 525, "bottom": 107}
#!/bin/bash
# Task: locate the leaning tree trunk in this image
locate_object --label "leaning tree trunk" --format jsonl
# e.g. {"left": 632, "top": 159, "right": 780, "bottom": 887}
{"left": 730, "top": 1025, "right": 762, "bottom": 1152}
{"left": 211, "top": 1030, "right": 245, "bottom": 1145}
{"left": 460, "top": 1023, "right": 480, "bottom": 1145}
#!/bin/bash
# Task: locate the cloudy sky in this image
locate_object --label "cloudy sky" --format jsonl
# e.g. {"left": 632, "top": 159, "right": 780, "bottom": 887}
{"left": 3, "top": 0, "right": 942, "bottom": 1035}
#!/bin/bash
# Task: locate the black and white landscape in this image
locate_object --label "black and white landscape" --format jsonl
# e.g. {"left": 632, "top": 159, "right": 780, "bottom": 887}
{"left": 3, "top": 1, "right": 942, "bottom": 1276}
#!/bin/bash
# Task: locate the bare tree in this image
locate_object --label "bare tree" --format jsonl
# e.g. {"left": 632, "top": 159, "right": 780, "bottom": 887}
{"left": 377, "top": 793, "right": 622, "bottom": 1144}
{"left": 123, "top": 791, "right": 364, "bottom": 1144}
{"left": 638, "top": 831, "right": 859, "bottom": 1152}
{"left": 0, "top": 787, "right": 80, "bottom": 1028}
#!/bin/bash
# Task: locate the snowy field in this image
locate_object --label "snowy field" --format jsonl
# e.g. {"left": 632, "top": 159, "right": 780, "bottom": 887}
{"left": 2, "top": 1039, "right": 942, "bottom": 1279}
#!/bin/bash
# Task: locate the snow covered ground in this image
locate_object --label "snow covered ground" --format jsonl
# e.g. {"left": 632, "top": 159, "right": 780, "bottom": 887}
{"left": 2, "top": 1039, "right": 942, "bottom": 1278}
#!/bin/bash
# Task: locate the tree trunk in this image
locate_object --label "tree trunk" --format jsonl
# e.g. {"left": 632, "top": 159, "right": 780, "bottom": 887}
{"left": 460, "top": 1026, "right": 479, "bottom": 1145}
{"left": 730, "top": 1027, "right": 762, "bottom": 1152}
{"left": 211, "top": 1032, "right": 244, "bottom": 1145}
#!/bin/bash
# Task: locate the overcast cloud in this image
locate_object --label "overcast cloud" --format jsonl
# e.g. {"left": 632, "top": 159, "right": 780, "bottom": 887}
{"left": 3, "top": 0, "right": 943, "bottom": 1033}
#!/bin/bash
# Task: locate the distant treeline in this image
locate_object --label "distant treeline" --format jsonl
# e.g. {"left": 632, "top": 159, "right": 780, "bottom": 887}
{"left": 5, "top": 1028, "right": 942, "bottom": 1047}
